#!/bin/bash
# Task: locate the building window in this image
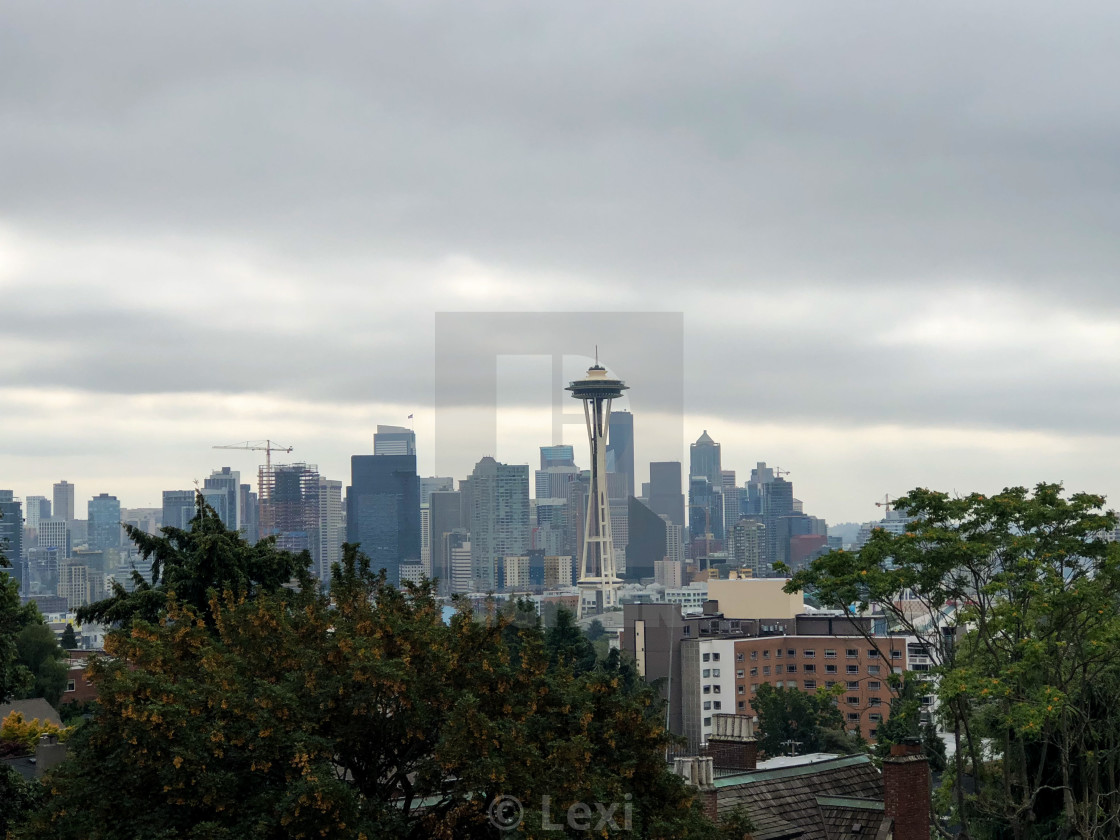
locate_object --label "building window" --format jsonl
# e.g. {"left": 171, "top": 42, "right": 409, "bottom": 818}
{"left": 683, "top": 626, "right": 691, "bottom": 636}
{"left": 869, "top": 713, "right": 883, "bottom": 722}
{"left": 750, "top": 667, "right": 758, "bottom": 677}
{"left": 762, "top": 666, "right": 771, "bottom": 676}
{"left": 846, "top": 648, "right": 858, "bottom": 658}
{"left": 704, "top": 717, "right": 712, "bottom": 726}
{"left": 762, "top": 650, "right": 770, "bottom": 659}
{"left": 738, "top": 701, "right": 746, "bottom": 709}
{"left": 703, "top": 685, "right": 711, "bottom": 694}
{"left": 787, "top": 649, "right": 796, "bottom": 657}
{"left": 847, "top": 712, "right": 860, "bottom": 722}
{"left": 868, "top": 665, "right": 881, "bottom": 675}
{"left": 736, "top": 669, "right": 744, "bottom": 678}
{"left": 869, "top": 728, "right": 878, "bottom": 738}
{"left": 824, "top": 649, "right": 837, "bottom": 659}
{"left": 847, "top": 664, "right": 859, "bottom": 674}
{"left": 751, "top": 684, "right": 759, "bottom": 693}
{"left": 750, "top": 651, "right": 757, "bottom": 660}
{"left": 786, "top": 664, "right": 797, "bottom": 673}
{"left": 825, "top": 681, "right": 836, "bottom": 689}
{"left": 703, "top": 669, "right": 711, "bottom": 678}
{"left": 713, "top": 685, "right": 721, "bottom": 694}
{"left": 66, "top": 680, "right": 76, "bottom": 692}
{"left": 803, "top": 649, "right": 816, "bottom": 658}
{"left": 847, "top": 681, "right": 859, "bottom": 691}
{"left": 712, "top": 653, "right": 721, "bottom": 662}
{"left": 890, "top": 649, "right": 902, "bottom": 659}
{"left": 825, "top": 664, "right": 837, "bottom": 674}
{"left": 704, "top": 701, "right": 711, "bottom": 711}
{"left": 804, "top": 680, "right": 817, "bottom": 690}
{"left": 803, "top": 664, "right": 815, "bottom": 673}
{"left": 703, "top": 653, "right": 710, "bottom": 662}
{"left": 774, "top": 665, "right": 783, "bottom": 674}
{"left": 738, "top": 685, "right": 745, "bottom": 695}
{"left": 868, "top": 681, "right": 881, "bottom": 691}
{"left": 786, "top": 681, "right": 798, "bottom": 689}
{"left": 713, "top": 701, "right": 722, "bottom": 710}
{"left": 847, "top": 696, "right": 860, "bottom": 706}
{"left": 712, "top": 668, "right": 720, "bottom": 677}
{"left": 869, "top": 697, "right": 882, "bottom": 707}
{"left": 868, "top": 648, "right": 880, "bottom": 658}
{"left": 736, "top": 652, "right": 744, "bottom": 662}
{"left": 776, "top": 648, "right": 783, "bottom": 658}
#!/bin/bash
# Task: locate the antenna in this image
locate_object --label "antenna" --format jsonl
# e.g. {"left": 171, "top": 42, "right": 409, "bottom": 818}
{"left": 595, "top": 345, "right": 599, "bottom": 366}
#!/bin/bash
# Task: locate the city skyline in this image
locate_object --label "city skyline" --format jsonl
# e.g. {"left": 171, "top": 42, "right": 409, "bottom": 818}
{"left": 5, "top": 3, "right": 1120, "bottom": 526}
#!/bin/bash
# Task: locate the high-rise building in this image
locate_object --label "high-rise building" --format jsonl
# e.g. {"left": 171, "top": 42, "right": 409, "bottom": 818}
{"left": 38, "top": 518, "right": 71, "bottom": 559}
{"left": 87, "top": 493, "right": 122, "bottom": 552}
{"left": 446, "top": 531, "right": 472, "bottom": 594}
{"left": 347, "top": 453, "right": 421, "bottom": 586}
{"left": 162, "top": 490, "right": 196, "bottom": 531}
{"left": 239, "top": 484, "right": 259, "bottom": 544}
{"left": 420, "top": 476, "right": 454, "bottom": 506}
{"left": 539, "top": 445, "right": 575, "bottom": 470}
{"left": 648, "top": 461, "right": 685, "bottom": 528}
{"left": 689, "top": 431, "right": 722, "bottom": 488}
{"left": 626, "top": 497, "right": 667, "bottom": 581}
{"left": 729, "top": 518, "right": 766, "bottom": 577}
{"left": 261, "top": 463, "right": 322, "bottom": 569}
{"left": 762, "top": 477, "right": 794, "bottom": 574}
{"left": 566, "top": 364, "right": 627, "bottom": 617}
{"left": 606, "top": 410, "right": 635, "bottom": 501}
{"left": 744, "top": 462, "right": 776, "bottom": 517}
{"left": 0, "top": 493, "right": 23, "bottom": 569}
{"left": 25, "top": 496, "right": 50, "bottom": 534}
{"left": 468, "top": 457, "right": 530, "bottom": 591}
{"left": 203, "top": 467, "right": 241, "bottom": 531}
{"left": 373, "top": 425, "right": 416, "bottom": 456}
{"left": 689, "top": 476, "right": 724, "bottom": 541}
{"left": 53, "top": 481, "right": 75, "bottom": 522}
{"left": 317, "top": 478, "right": 344, "bottom": 583}
{"left": 428, "top": 490, "right": 462, "bottom": 595}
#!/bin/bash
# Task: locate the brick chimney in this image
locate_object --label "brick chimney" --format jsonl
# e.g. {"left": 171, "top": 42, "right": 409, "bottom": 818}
{"left": 883, "top": 737, "right": 930, "bottom": 840}
{"left": 702, "top": 713, "right": 759, "bottom": 772}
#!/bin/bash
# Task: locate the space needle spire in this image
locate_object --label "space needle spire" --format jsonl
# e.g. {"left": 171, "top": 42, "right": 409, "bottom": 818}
{"left": 566, "top": 357, "right": 628, "bottom": 618}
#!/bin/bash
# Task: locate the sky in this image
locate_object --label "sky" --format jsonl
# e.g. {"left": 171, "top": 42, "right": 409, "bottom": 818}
{"left": 3, "top": 1, "right": 1120, "bottom": 525}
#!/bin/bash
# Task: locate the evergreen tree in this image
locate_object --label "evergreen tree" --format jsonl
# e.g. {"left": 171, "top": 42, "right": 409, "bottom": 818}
{"left": 60, "top": 623, "right": 77, "bottom": 650}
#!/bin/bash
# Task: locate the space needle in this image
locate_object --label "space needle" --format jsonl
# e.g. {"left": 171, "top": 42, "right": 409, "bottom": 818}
{"left": 566, "top": 353, "right": 628, "bottom": 618}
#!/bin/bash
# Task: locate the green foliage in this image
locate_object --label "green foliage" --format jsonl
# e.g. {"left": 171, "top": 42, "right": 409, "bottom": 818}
{"left": 15, "top": 623, "right": 67, "bottom": 707}
{"left": 22, "top": 532, "right": 717, "bottom": 839}
{"left": 59, "top": 624, "right": 77, "bottom": 651}
{"left": 1, "top": 548, "right": 42, "bottom": 704}
{"left": 586, "top": 619, "right": 606, "bottom": 641}
{"left": 785, "top": 483, "right": 1120, "bottom": 839}
{"left": 78, "top": 494, "right": 312, "bottom": 628}
{"left": 752, "top": 682, "right": 851, "bottom": 757}
{"left": 714, "top": 805, "right": 755, "bottom": 840}
{"left": 1, "top": 766, "right": 44, "bottom": 839}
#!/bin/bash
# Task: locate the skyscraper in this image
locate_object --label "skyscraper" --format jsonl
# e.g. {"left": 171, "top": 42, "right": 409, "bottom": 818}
{"left": 689, "top": 431, "right": 722, "bottom": 488}
{"left": 53, "top": 481, "right": 75, "bottom": 522}
{"left": 625, "top": 497, "right": 666, "bottom": 581}
{"left": 87, "top": 493, "right": 122, "bottom": 551}
{"left": 25, "top": 496, "right": 50, "bottom": 534}
{"left": 539, "top": 445, "right": 575, "bottom": 470}
{"left": 262, "top": 463, "right": 322, "bottom": 569}
{"left": 38, "top": 518, "right": 70, "bottom": 559}
{"left": 0, "top": 492, "right": 23, "bottom": 569}
{"left": 606, "top": 410, "right": 635, "bottom": 501}
{"left": 468, "top": 456, "right": 530, "bottom": 591}
{"left": 762, "top": 476, "right": 794, "bottom": 574}
{"left": 203, "top": 467, "right": 241, "bottom": 531}
{"left": 648, "top": 461, "right": 685, "bottom": 528}
{"left": 347, "top": 453, "right": 420, "bottom": 586}
{"left": 317, "top": 478, "right": 343, "bottom": 582}
{"left": 373, "top": 425, "right": 416, "bottom": 456}
{"left": 162, "top": 490, "right": 196, "bottom": 531}
{"left": 428, "top": 490, "right": 462, "bottom": 595}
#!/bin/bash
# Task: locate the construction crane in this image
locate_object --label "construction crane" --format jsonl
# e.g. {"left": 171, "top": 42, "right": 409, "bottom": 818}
{"left": 774, "top": 466, "right": 791, "bottom": 478}
{"left": 212, "top": 440, "right": 293, "bottom": 475}
{"left": 875, "top": 494, "right": 893, "bottom": 512}
{"left": 212, "top": 440, "right": 293, "bottom": 538}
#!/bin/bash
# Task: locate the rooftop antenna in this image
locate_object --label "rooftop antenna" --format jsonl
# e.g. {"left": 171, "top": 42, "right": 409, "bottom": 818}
{"left": 595, "top": 345, "right": 599, "bottom": 366}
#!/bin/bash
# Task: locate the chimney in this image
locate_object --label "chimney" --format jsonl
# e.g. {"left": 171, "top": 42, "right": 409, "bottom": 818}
{"left": 673, "top": 756, "right": 719, "bottom": 822}
{"left": 883, "top": 737, "right": 930, "bottom": 840}
{"left": 703, "top": 713, "right": 759, "bottom": 772}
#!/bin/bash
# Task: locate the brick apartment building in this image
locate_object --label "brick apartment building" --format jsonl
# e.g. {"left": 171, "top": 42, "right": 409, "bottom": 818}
{"left": 624, "top": 602, "right": 909, "bottom": 752}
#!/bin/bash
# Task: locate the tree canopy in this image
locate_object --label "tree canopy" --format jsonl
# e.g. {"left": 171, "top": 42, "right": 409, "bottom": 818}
{"left": 752, "top": 682, "right": 851, "bottom": 758}
{"left": 19, "top": 517, "right": 725, "bottom": 839}
{"left": 784, "top": 483, "right": 1120, "bottom": 840}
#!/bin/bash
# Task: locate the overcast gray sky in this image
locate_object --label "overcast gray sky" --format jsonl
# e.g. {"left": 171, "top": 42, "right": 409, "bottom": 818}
{"left": 3, "top": 1, "right": 1120, "bottom": 524}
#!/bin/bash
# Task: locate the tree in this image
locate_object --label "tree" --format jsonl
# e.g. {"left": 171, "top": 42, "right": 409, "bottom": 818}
{"left": 752, "top": 682, "right": 850, "bottom": 758}
{"left": 15, "top": 623, "right": 67, "bottom": 707}
{"left": 22, "top": 535, "right": 718, "bottom": 839}
{"left": 60, "top": 623, "right": 77, "bottom": 650}
{"left": 78, "top": 494, "right": 312, "bottom": 628}
{"left": 784, "top": 484, "right": 1120, "bottom": 840}
{"left": 1, "top": 547, "right": 40, "bottom": 704}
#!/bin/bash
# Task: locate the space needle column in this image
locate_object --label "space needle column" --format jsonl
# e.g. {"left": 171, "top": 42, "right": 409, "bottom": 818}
{"left": 566, "top": 360, "right": 628, "bottom": 619}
